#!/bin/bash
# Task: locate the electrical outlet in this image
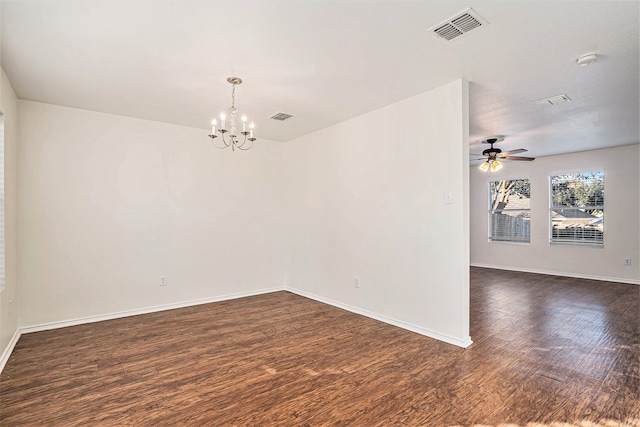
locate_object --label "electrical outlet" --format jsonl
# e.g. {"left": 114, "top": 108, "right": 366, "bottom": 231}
{"left": 624, "top": 258, "right": 631, "bottom": 266}
{"left": 160, "top": 276, "right": 167, "bottom": 286}
{"left": 355, "top": 277, "right": 361, "bottom": 288}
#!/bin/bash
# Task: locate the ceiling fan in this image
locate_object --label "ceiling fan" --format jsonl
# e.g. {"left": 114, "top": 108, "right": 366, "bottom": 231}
{"left": 471, "top": 136, "right": 535, "bottom": 172}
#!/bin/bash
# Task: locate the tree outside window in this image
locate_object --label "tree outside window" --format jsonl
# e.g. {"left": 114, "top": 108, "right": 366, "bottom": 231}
{"left": 489, "top": 178, "right": 531, "bottom": 243}
{"left": 549, "top": 171, "right": 604, "bottom": 247}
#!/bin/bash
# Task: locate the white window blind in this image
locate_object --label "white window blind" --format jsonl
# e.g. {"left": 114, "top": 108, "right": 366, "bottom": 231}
{"left": 488, "top": 178, "right": 531, "bottom": 243}
{"left": 549, "top": 171, "right": 604, "bottom": 247}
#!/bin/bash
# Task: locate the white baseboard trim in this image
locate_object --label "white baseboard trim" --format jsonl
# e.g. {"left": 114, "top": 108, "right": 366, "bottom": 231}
{"left": 0, "top": 328, "right": 21, "bottom": 373}
{"left": 286, "top": 287, "right": 472, "bottom": 349}
{"left": 20, "top": 286, "right": 284, "bottom": 335}
{"left": 5, "top": 284, "right": 475, "bottom": 375}
{"left": 470, "top": 263, "right": 640, "bottom": 285}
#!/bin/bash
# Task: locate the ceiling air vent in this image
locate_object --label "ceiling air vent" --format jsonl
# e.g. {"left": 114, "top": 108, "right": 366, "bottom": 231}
{"left": 429, "top": 8, "right": 487, "bottom": 41}
{"left": 270, "top": 112, "right": 294, "bottom": 121}
{"left": 534, "top": 94, "right": 572, "bottom": 107}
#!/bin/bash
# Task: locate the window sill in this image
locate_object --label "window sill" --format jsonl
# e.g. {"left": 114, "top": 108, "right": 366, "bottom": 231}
{"left": 549, "top": 242, "right": 604, "bottom": 248}
{"left": 488, "top": 240, "right": 531, "bottom": 245}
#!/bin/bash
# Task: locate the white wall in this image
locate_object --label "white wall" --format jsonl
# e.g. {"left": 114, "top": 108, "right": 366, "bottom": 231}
{"left": 283, "top": 80, "right": 471, "bottom": 347}
{"left": 18, "top": 101, "right": 285, "bottom": 327}
{"left": 0, "top": 68, "right": 20, "bottom": 365}
{"left": 470, "top": 144, "right": 640, "bottom": 284}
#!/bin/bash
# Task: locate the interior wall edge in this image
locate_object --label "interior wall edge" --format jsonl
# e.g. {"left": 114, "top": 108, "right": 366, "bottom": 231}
{"left": 0, "top": 328, "right": 21, "bottom": 374}
{"left": 283, "top": 79, "right": 470, "bottom": 346}
{"left": 0, "top": 66, "right": 20, "bottom": 372}
{"left": 470, "top": 263, "right": 640, "bottom": 286}
{"left": 286, "top": 287, "right": 473, "bottom": 349}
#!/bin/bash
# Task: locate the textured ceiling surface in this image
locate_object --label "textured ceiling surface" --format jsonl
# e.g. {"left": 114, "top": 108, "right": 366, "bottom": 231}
{"left": 2, "top": 1, "right": 639, "bottom": 159}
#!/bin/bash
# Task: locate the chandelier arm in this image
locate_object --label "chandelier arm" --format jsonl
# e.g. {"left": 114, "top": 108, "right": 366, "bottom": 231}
{"left": 240, "top": 132, "right": 256, "bottom": 150}
{"left": 212, "top": 140, "right": 230, "bottom": 149}
{"left": 234, "top": 132, "right": 249, "bottom": 148}
{"left": 211, "top": 131, "right": 231, "bottom": 149}
{"left": 212, "top": 141, "right": 230, "bottom": 149}
{"left": 235, "top": 139, "right": 254, "bottom": 150}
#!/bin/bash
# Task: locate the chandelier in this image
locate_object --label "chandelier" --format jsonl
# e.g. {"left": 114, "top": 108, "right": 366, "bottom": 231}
{"left": 209, "top": 77, "right": 256, "bottom": 151}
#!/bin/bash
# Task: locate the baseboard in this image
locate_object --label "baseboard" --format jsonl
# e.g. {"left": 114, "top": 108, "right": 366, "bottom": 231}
{"left": 20, "top": 286, "right": 284, "bottom": 334}
{"left": 286, "top": 287, "right": 473, "bottom": 349}
{"left": 8, "top": 284, "right": 474, "bottom": 375}
{"left": 470, "top": 263, "right": 640, "bottom": 285}
{"left": 0, "top": 328, "right": 21, "bottom": 373}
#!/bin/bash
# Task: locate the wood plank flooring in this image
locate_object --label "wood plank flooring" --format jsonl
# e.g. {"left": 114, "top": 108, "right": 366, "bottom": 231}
{"left": 1, "top": 267, "right": 639, "bottom": 426}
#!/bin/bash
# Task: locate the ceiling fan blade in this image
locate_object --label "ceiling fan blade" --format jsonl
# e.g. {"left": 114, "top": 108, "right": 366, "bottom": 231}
{"left": 498, "top": 148, "right": 528, "bottom": 156}
{"left": 503, "top": 155, "right": 535, "bottom": 161}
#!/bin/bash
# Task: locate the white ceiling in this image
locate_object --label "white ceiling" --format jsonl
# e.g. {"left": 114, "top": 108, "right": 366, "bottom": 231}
{"left": 2, "top": 1, "right": 639, "bottom": 160}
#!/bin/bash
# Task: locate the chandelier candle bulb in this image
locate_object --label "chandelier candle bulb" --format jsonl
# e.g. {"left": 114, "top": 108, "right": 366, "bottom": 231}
{"left": 220, "top": 113, "right": 226, "bottom": 130}
{"left": 211, "top": 119, "right": 216, "bottom": 135}
{"left": 242, "top": 115, "right": 247, "bottom": 132}
{"left": 250, "top": 123, "right": 254, "bottom": 139}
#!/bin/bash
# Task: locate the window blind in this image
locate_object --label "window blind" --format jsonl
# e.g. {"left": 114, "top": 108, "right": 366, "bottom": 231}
{"left": 488, "top": 179, "right": 531, "bottom": 243}
{"left": 549, "top": 171, "right": 604, "bottom": 247}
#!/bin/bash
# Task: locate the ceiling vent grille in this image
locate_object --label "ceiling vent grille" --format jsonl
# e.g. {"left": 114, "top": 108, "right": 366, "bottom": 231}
{"left": 270, "top": 112, "right": 294, "bottom": 121}
{"left": 429, "top": 8, "right": 487, "bottom": 41}
{"left": 534, "top": 94, "right": 572, "bottom": 107}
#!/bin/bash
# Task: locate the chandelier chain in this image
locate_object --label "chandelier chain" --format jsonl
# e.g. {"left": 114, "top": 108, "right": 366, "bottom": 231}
{"left": 231, "top": 83, "right": 236, "bottom": 109}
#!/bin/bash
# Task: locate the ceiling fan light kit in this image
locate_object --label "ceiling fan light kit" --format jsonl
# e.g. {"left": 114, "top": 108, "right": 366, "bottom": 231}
{"left": 479, "top": 159, "right": 503, "bottom": 172}
{"left": 474, "top": 135, "right": 535, "bottom": 172}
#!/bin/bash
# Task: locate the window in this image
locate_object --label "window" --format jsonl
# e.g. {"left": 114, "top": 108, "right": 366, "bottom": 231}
{"left": 488, "top": 178, "right": 531, "bottom": 243}
{"left": 549, "top": 171, "right": 604, "bottom": 247}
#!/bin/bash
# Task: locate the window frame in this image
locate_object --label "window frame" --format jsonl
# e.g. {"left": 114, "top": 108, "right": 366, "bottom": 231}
{"left": 488, "top": 177, "right": 531, "bottom": 244}
{"left": 549, "top": 170, "right": 604, "bottom": 248}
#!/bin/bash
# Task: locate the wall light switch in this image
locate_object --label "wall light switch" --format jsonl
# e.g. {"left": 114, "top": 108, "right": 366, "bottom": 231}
{"left": 444, "top": 191, "right": 453, "bottom": 204}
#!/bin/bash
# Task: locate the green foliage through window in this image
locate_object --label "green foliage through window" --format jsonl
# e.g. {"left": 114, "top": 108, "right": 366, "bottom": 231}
{"left": 550, "top": 171, "right": 604, "bottom": 247}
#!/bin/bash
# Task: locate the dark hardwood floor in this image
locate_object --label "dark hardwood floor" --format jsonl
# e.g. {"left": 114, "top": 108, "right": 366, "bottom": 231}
{"left": 1, "top": 267, "right": 639, "bottom": 426}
